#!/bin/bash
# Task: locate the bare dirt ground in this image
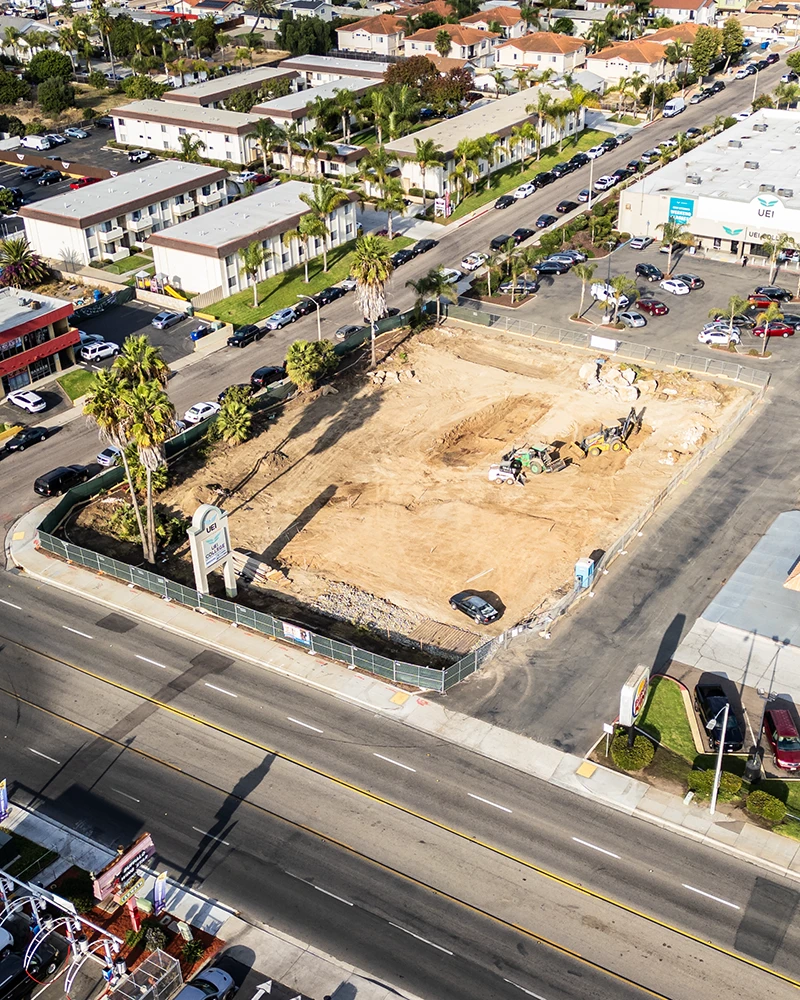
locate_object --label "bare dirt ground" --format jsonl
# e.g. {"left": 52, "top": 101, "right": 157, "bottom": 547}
{"left": 70, "top": 325, "right": 751, "bottom": 655}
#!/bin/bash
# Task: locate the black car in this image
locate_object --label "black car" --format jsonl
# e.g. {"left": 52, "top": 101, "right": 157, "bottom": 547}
{"left": 779, "top": 312, "right": 800, "bottom": 328}
{"left": 757, "top": 59, "right": 769, "bottom": 71}
{"left": 612, "top": 168, "right": 632, "bottom": 182}
{"left": 390, "top": 249, "right": 414, "bottom": 267}
{"left": 364, "top": 307, "right": 400, "bottom": 324}
{"left": 601, "top": 136, "right": 618, "bottom": 150}
{"left": 694, "top": 684, "right": 744, "bottom": 752}
{"left": 315, "top": 285, "right": 346, "bottom": 305}
{"left": 754, "top": 285, "right": 793, "bottom": 301}
{"left": 627, "top": 159, "right": 642, "bottom": 172}
{"left": 33, "top": 465, "right": 89, "bottom": 497}
{"left": 226, "top": 324, "right": 263, "bottom": 347}
{"left": 450, "top": 591, "right": 500, "bottom": 625}
{"left": 0, "top": 942, "right": 64, "bottom": 1000}
{"left": 570, "top": 152, "right": 590, "bottom": 168}
{"left": 551, "top": 161, "right": 574, "bottom": 178}
{"left": 635, "top": 262, "right": 663, "bottom": 282}
{"left": 674, "top": 273, "right": 704, "bottom": 289}
{"left": 556, "top": 199, "right": 578, "bottom": 214}
{"left": 5, "top": 187, "right": 24, "bottom": 207}
{"left": 490, "top": 233, "right": 514, "bottom": 251}
{"left": 533, "top": 171, "right": 555, "bottom": 188}
{"left": 94, "top": 116, "right": 114, "bottom": 128}
{"left": 512, "top": 227, "right": 536, "bottom": 243}
{"left": 412, "top": 238, "right": 438, "bottom": 255}
{"left": 495, "top": 194, "right": 515, "bottom": 209}
{"left": 685, "top": 127, "right": 702, "bottom": 139}
{"left": 709, "top": 80, "right": 726, "bottom": 94}
{"left": 250, "top": 364, "right": 286, "bottom": 389}
{"left": 217, "top": 383, "right": 253, "bottom": 402}
{"left": 37, "top": 170, "right": 62, "bottom": 186}
{"left": 711, "top": 311, "right": 754, "bottom": 328}
{"left": 292, "top": 298, "right": 314, "bottom": 317}
{"left": 536, "top": 259, "right": 569, "bottom": 275}
{"left": 536, "top": 214, "right": 557, "bottom": 229}
{"left": 4, "top": 426, "right": 48, "bottom": 452}
{"left": 766, "top": 51, "right": 780, "bottom": 64}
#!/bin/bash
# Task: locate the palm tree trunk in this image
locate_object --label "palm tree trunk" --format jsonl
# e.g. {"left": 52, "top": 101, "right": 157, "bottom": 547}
{"left": 252, "top": 274, "right": 258, "bottom": 308}
{"left": 762, "top": 324, "right": 769, "bottom": 355}
{"left": 370, "top": 321, "right": 376, "bottom": 368}
{"left": 145, "top": 468, "right": 155, "bottom": 564}
{"left": 322, "top": 240, "right": 328, "bottom": 272}
{"left": 578, "top": 284, "right": 586, "bottom": 318}
{"left": 261, "top": 148, "right": 268, "bottom": 175}
{"left": 770, "top": 256, "right": 777, "bottom": 283}
{"left": 121, "top": 452, "right": 147, "bottom": 559}
{"left": 421, "top": 166, "right": 427, "bottom": 216}
{"left": 436, "top": 297, "right": 441, "bottom": 324}
{"left": 387, "top": 209, "right": 393, "bottom": 239}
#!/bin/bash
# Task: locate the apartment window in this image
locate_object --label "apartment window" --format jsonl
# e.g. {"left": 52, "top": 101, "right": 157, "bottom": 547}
{"left": 228, "top": 276, "right": 237, "bottom": 288}
{"left": 345, "top": 223, "right": 353, "bottom": 234}
{"left": 163, "top": 141, "right": 169, "bottom": 150}
{"left": 161, "top": 125, "right": 167, "bottom": 133}
{"left": 160, "top": 200, "right": 168, "bottom": 211}
{"left": 131, "top": 209, "right": 141, "bottom": 221}
{"left": 225, "top": 254, "right": 234, "bottom": 267}
{"left": 224, "top": 135, "right": 231, "bottom": 143}
{"left": 89, "top": 246, "right": 98, "bottom": 259}
{"left": 84, "top": 226, "right": 96, "bottom": 238}
{"left": 149, "top": 204, "right": 157, "bottom": 216}
{"left": 99, "top": 221, "right": 113, "bottom": 233}
{"left": 282, "top": 252, "right": 290, "bottom": 264}
{"left": 201, "top": 185, "right": 211, "bottom": 196}
{"left": 175, "top": 195, "right": 184, "bottom": 205}
{"left": 179, "top": 127, "right": 186, "bottom": 135}
{"left": 226, "top": 152, "right": 232, "bottom": 160}
{"left": 216, "top": 180, "right": 224, "bottom": 190}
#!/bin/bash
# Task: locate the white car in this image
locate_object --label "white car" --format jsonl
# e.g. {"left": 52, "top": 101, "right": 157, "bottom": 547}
{"left": 96, "top": 445, "right": 122, "bottom": 467}
{"left": 440, "top": 268, "right": 462, "bottom": 284}
{"left": 659, "top": 278, "right": 690, "bottom": 295}
{"left": 128, "top": 149, "right": 150, "bottom": 163}
{"left": 640, "top": 148, "right": 661, "bottom": 163}
{"left": 618, "top": 311, "right": 647, "bottom": 328}
{"left": 340, "top": 275, "right": 357, "bottom": 291}
{"left": 264, "top": 308, "right": 296, "bottom": 329}
{"left": 237, "top": 171, "right": 258, "bottom": 183}
{"left": 586, "top": 145, "right": 606, "bottom": 159}
{"left": 698, "top": 329, "right": 741, "bottom": 345}
{"left": 514, "top": 181, "right": 536, "bottom": 199}
{"left": 735, "top": 67, "right": 750, "bottom": 80}
{"left": 591, "top": 281, "right": 631, "bottom": 308}
{"left": 733, "top": 111, "right": 751, "bottom": 121}
{"left": 461, "top": 252, "right": 488, "bottom": 271}
{"left": 63, "top": 126, "right": 89, "bottom": 138}
{"left": 593, "top": 175, "right": 616, "bottom": 191}
{"left": 78, "top": 330, "right": 104, "bottom": 347}
{"left": 7, "top": 389, "right": 46, "bottom": 413}
{"left": 629, "top": 236, "right": 654, "bottom": 251}
{"left": 80, "top": 341, "right": 119, "bottom": 362}
{"left": 183, "top": 401, "right": 221, "bottom": 424}
{"left": 659, "top": 139, "right": 678, "bottom": 150}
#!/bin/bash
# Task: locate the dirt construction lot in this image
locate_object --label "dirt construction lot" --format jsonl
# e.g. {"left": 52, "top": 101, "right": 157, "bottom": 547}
{"left": 74, "top": 326, "right": 752, "bottom": 652}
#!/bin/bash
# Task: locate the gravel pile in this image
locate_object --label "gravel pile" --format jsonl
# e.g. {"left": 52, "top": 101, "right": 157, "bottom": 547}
{"left": 314, "top": 581, "right": 421, "bottom": 637}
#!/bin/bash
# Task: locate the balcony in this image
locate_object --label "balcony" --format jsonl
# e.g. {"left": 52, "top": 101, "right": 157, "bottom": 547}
{"left": 198, "top": 188, "right": 223, "bottom": 205}
{"left": 127, "top": 216, "right": 152, "bottom": 233}
{"left": 98, "top": 225, "right": 123, "bottom": 243}
{"left": 174, "top": 199, "right": 196, "bottom": 216}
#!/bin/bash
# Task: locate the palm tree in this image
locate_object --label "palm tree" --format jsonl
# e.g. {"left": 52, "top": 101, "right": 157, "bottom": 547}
{"left": 177, "top": 132, "right": 206, "bottom": 163}
{"left": 520, "top": 4, "right": 540, "bottom": 30}
{"left": 284, "top": 213, "right": 324, "bottom": 283}
{"left": 333, "top": 87, "right": 357, "bottom": 143}
{"left": 656, "top": 220, "right": 695, "bottom": 276}
{"left": 246, "top": 0, "right": 278, "bottom": 32}
{"left": 249, "top": 118, "right": 283, "bottom": 176}
{"left": 113, "top": 335, "right": 169, "bottom": 388}
{"left": 664, "top": 40, "right": 690, "bottom": 83}
{"left": 3, "top": 27, "right": 21, "bottom": 59}
{"left": 453, "top": 137, "right": 480, "bottom": 203}
{"left": 238, "top": 241, "right": 271, "bottom": 308}
{"left": 304, "top": 127, "right": 336, "bottom": 176}
{"left": 369, "top": 89, "right": 390, "bottom": 147}
{"left": 57, "top": 27, "right": 77, "bottom": 71}
{"left": 526, "top": 91, "right": 553, "bottom": 160}
{"left": 574, "top": 262, "right": 597, "bottom": 319}
{"left": 510, "top": 121, "right": 538, "bottom": 173}
{"left": 435, "top": 29, "right": 452, "bottom": 57}
{"left": 351, "top": 235, "right": 393, "bottom": 368}
{"left": 757, "top": 301, "right": 784, "bottom": 356}
{"left": 627, "top": 70, "right": 646, "bottom": 110}
{"left": 284, "top": 123, "right": 305, "bottom": 179}
{"left": 0, "top": 235, "right": 49, "bottom": 287}
{"left": 90, "top": 0, "right": 116, "bottom": 81}
{"left": 492, "top": 69, "right": 507, "bottom": 96}
{"left": 612, "top": 75, "right": 631, "bottom": 114}
{"left": 609, "top": 274, "right": 638, "bottom": 324}
{"left": 407, "top": 267, "right": 457, "bottom": 324}
{"left": 217, "top": 397, "right": 252, "bottom": 446}
{"left": 299, "top": 179, "right": 347, "bottom": 271}
{"left": 377, "top": 176, "right": 405, "bottom": 238}
{"left": 512, "top": 66, "right": 531, "bottom": 92}
{"left": 84, "top": 369, "right": 147, "bottom": 561}
{"left": 709, "top": 293, "right": 748, "bottom": 344}
{"left": 413, "top": 137, "right": 443, "bottom": 217}
{"left": 761, "top": 233, "right": 795, "bottom": 282}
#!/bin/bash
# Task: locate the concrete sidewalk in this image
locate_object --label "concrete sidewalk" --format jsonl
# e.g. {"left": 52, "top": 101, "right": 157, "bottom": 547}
{"left": 3, "top": 802, "right": 422, "bottom": 1000}
{"left": 9, "top": 503, "right": 800, "bottom": 891}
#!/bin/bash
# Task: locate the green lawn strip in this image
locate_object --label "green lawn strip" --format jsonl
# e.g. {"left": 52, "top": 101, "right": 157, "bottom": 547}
{"left": 608, "top": 114, "right": 639, "bottom": 126}
{"left": 205, "top": 236, "right": 415, "bottom": 327}
{"left": 637, "top": 676, "right": 698, "bottom": 762}
{"left": 0, "top": 828, "right": 58, "bottom": 879}
{"left": 58, "top": 368, "right": 96, "bottom": 401}
{"left": 446, "top": 129, "right": 610, "bottom": 223}
{"left": 102, "top": 253, "right": 154, "bottom": 275}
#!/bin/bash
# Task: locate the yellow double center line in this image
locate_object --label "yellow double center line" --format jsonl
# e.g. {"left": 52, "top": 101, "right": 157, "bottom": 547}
{"left": 2, "top": 632, "right": 798, "bottom": 993}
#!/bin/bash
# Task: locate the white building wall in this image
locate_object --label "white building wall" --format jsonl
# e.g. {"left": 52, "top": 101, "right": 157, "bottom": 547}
{"left": 23, "top": 218, "right": 87, "bottom": 267}
{"left": 113, "top": 116, "right": 256, "bottom": 166}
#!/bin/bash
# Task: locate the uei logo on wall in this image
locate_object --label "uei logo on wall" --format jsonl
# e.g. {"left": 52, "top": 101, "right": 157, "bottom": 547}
{"left": 753, "top": 194, "right": 781, "bottom": 220}
{"left": 723, "top": 226, "right": 744, "bottom": 236}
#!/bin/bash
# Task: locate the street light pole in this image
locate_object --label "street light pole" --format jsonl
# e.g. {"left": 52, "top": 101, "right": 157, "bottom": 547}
{"left": 587, "top": 154, "right": 595, "bottom": 211}
{"left": 708, "top": 701, "right": 729, "bottom": 816}
{"left": 297, "top": 294, "right": 321, "bottom": 341}
{"left": 752, "top": 66, "right": 759, "bottom": 108}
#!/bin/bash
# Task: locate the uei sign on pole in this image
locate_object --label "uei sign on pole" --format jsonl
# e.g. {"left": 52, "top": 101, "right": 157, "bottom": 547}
{"left": 619, "top": 664, "right": 651, "bottom": 728}
{"left": 187, "top": 503, "right": 237, "bottom": 599}
{"left": 92, "top": 832, "right": 156, "bottom": 901}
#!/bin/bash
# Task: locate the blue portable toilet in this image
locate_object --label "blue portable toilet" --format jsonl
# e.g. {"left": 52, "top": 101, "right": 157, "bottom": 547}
{"left": 575, "top": 557, "right": 595, "bottom": 589}
{"left": 761, "top": 40, "right": 769, "bottom": 50}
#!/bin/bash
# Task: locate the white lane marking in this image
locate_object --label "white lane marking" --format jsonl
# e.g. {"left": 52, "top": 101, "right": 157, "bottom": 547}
{"left": 373, "top": 753, "right": 416, "bottom": 772}
{"left": 682, "top": 884, "right": 740, "bottom": 910}
{"left": 136, "top": 654, "right": 168, "bottom": 669}
{"left": 503, "top": 981, "right": 550, "bottom": 1000}
{"left": 388, "top": 923, "right": 453, "bottom": 955}
{"left": 204, "top": 682, "right": 237, "bottom": 698}
{"left": 314, "top": 885, "right": 354, "bottom": 906}
{"left": 191, "top": 827, "right": 230, "bottom": 846}
{"left": 113, "top": 788, "right": 141, "bottom": 803}
{"left": 572, "top": 837, "right": 621, "bottom": 860}
{"left": 29, "top": 748, "right": 61, "bottom": 765}
{"left": 468, "top": 792, "right": 512, "bottom": 814}
{"left": 287, "top": 716, "right": 323, "bottom": 733}
{"left": 0, "top": 598, "right": 22, "bottom": 610}
{"left": 62, "top": 625, "right": 93, "bottom": 639}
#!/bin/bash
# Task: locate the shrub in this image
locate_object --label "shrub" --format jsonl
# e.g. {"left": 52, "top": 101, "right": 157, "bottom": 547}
{"left": 182, "top": 939, "right": 205, "bottom": 962}
{"left": 27, "top": 50, "right": 73, "bottom": 84}
{"left": 746, "top": 790, "right": 786, "bottom": 824}
{"left": 687, "top": 769, "right": 742, "bottom": 801}
{"left": 38, "top": 76, "right": 75, "bottom": 117}
{"left": 125, "top": 928, "right": 145, "bottom": 948}
{"left": 285, "top": 338, "right": 338, "bottom": 390}
{"left": 82, "top": 107, "right": 97, "bottom": 120}
{"left": 610, "top": 731, "right": 654, "bottom": 771}
{"left": 144, "top": 926, "right": 167, "bottom": 951}
{"left": 56, "top": 874, "right": 95, "bottom": 914}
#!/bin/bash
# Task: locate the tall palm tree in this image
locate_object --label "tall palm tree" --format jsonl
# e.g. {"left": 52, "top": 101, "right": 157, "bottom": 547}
{"left": 351, "top": 235, "right": 393, "bottom": 368}
{"left": 612, "top": 75, "right": 631, "bottom": 113}
{"left": 304, "top": 127, "right": 336, "bottom": 176}
{"left": 90, "top": 0, "right": 116, "bottom": 81}
{"left": 406, "top": 267, "right": 457, "bottom": 324}
{"left": 3, "top": 27, "right": 21, "bottom": 59}
{"left": 512, "top": 66, "right": 531, "bottom": 92}
{"left": 299, "top": 180, "right": 347, "bottom": 271}
{"left": 113, "top": 335, "right": 169, "bottom": 387}
{"left": 284, "top": 123, "right": 305, "bottom": 179}
{"left": 305, "top": 92, "right": 336, "bottom": 133}
{"left": 452, "top": 137, "right": 480, "bottom": 203}
{"left": 177, "top": 132, "right": 206, "bottom": 163}
{"left": 246, "top": 0, "right": 278, "bottom": 33}
{"left": 709, "top": 293, "right": 748, "bottom": 344}
{"left": 492, "top": 69, "right": 507, "bottom": 96}
{"left": 757, "top": 301, "right": 784, "bottom": 356}
{"left": 762, "top": 233, "right": 796, "bottom": 282}
{"left": 238, "top": 241, "right": 271, "bottom": 307}
{"left": 510, "top": 121, "right": 538, "bottom": 172}
{"left": 84, "top": 369, "right": 146, "bottom": 561}
{"left": 526, "top": 91, "right": 553, "bottom": 160}
{"left": 249, "top": 118, "right": 282, "bottom": 176}
{"left": 283, "top": 213, "right": 324, "bottom": 283}
{"left": 627, "top": 70, "right": 646, "bottom": 110}
{"left": 377, "top": 177, "right": 405, "bottom": 238}
{"left": 369, "top": 89, "right": 390, "bottom": 147}
{"left": 656, "top": 220, "right": 695, "bottom": 276}
{"left": 609, "top": 275, "right": 638, "bottom": 324}
{"left": 573, "top": 262, "right": 597, "bottom": 319}
{"left": 57, "top": 27, "right": 77, "bottom": 71}
{"left": 413, "top": 137, "right": 443, "bottom": 217}
{"left": 333, "top": 87, "right": 356, "bottom": 143}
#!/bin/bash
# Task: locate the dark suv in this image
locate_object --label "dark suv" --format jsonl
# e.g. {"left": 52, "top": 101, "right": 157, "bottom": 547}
{"left": 226, "top": 324, "right": 263, "bottom": 348}
{"left": 753, "top": 285, "right": 793, "bottom": 302}
{"left": 33, "top": 465, "right": 89, "bottom": 496}
{"left": 250, "top": 365, "right": 286, "bottom": 390}
{"left": 490, "top": 234, "right": 513, "bottom": 251}
{"left": 635, "top": 262, "right": 664, "bottom": 282}
{"left": 694, "top": 685, "right": 744, "bottom": 752}
{"left": 0, "top": 941, "right": 64, "bottom": 1000}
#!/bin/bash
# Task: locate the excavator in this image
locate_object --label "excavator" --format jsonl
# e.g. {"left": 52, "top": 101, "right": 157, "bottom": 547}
{"left": 570, "top": 407, "right": 644, "bottom": 460}
{"left": 488, "top": 443, "right": 566, "bottom": 485}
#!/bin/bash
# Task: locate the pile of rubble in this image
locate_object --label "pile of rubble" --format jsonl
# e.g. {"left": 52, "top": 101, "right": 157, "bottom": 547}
{"left": 578, "top": 361, "right": 659, "bottom": 401}
{"left": 371, "top": 369, "right": 420, "bottom": 385}
{"left": 314, "top": 581, "right": 421, "bottom": 635}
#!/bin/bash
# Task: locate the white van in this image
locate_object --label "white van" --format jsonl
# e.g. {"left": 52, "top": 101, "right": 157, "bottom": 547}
{"left": 591, "top": 281, "right": 632, "bottom": 308}
{"left": 663, "top": 96, "right": 686, "bottom": 118}
{"left": 20, "top": 134, "right": 51, "bottom": 151}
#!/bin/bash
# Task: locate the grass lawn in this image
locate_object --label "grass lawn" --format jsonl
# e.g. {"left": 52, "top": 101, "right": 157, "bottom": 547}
{"left": 102, "top": 253, "right": 154, "bottom": 275}
{"left": 58, "top": 368, "right": 95, "bottom": 401}
{"left": 0, "top": 828, "right": 58, "bottom": 879}
{"left": 637, "top": 676, "right": 698, "bottom": 762}
{"left": 205, "top": 235, "right": 415, "bottom": 327}
{"left": 608, "top": 114, "right": 640, "bottom": 126}
{"left": 446, "top": 129, "right": 609, "bottom": 223}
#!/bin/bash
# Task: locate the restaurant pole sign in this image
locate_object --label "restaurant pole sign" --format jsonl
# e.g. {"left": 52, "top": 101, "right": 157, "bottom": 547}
{"left": 92, "top": 832, "right": 156, "bottom": 902}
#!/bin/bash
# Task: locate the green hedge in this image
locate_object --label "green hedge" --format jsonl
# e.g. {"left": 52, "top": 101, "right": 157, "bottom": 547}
{"left": 686, "top": 769, "right": 742, "bottom": 802}
{"left": 746, "top": 790, "right": 786, "bottom": 824}
{"left": 610, "top": 731, "right": 655, "bottom": 771}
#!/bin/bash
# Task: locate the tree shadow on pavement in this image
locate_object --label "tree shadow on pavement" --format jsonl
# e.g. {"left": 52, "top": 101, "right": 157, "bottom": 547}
{"left": 652, "top": 612, "right": 686, "bottom": 677}
{"left": 735, "top": 876, "right": 799, "bottom": 964}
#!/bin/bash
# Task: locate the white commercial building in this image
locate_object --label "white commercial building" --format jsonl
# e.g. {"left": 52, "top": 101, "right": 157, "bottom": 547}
{"left": 162, "top": 65, "right": 300, "bottom": 108}
{"left": 252, "top": 76, "right": 381, "bottom": 132}
{"left": 147, "top": 181, "right": 359, "bottom": 297}
{"left": 20, "top": 161, "right": 228, "bottom": 266}
{"left": 110, "top": 100, "right": 261, "bottom": 166}
{"left": 617, "top": 110, "right": 800, "bottom": 262}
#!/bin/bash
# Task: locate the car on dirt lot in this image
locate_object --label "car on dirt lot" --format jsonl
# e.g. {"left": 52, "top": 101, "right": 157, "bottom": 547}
{"left": 450, "top": 592, "right": 500, "bottom": 624}
{"left": 694, "top": 684, "right": 744, "bottom": 752}
{"left": 635, "top": 298, "right": 669, "bottom": 316}
{"left": 698, "top": 329, "right": 740, "bottom": 345}
{"left": 461, "top": 252, "right": 488, "bottom": 271}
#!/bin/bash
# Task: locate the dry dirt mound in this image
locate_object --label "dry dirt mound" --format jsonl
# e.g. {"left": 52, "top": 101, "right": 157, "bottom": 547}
{"left": 430, "top": 396, "right": 551, "bottom": 465}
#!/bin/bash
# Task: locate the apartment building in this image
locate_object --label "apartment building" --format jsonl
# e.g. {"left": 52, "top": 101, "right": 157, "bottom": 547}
{"left": 404, "top": 23, "right": 500, "bottom": 67}
{"left": 162, "top": 65, "right": 300, "bottom": 108}
{"left": 336, "top": 13, "right": 406, "bottom": 55}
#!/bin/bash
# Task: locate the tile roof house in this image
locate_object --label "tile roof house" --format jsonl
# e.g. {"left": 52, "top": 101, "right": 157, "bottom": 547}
{"left": 494, "top": 32, "right": 588, "bottom": 73}
{"left": 586, "top": 39, "right": 670, "bottom": 84}
{"left": 649, "top": 0, "right": 716, "bottom": 22}
{"left": 336, "top": 13, "right": 406, "bottom": 55}
{"left": 393, "top": 0, "right": 454, "bottom": 16}
{"left": 645, "top": 22, "right": 701, "bottom": 42}
{"left": 459, "top": 5, "right": 527, "bottom": 38}
{"left": 404, "top": 22, "right": 499, "bottom": 67}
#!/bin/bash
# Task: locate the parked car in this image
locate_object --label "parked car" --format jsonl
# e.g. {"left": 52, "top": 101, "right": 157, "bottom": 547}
{"left": 440, "top": 268, "right": 462, "bottom": 284}
{"left": 80, "top": 340, "right": 119, "bottom": 362}
{"left": 536, "top": 214, "right": 557, "bottom": 228}
{"left": 499, "top": 280, "right": 538, "bottom": 296}
{"left": 63, "top": 127, "right": 89, "bottom": 138}
{"left": 237, "top": 170, "right": 259, "bottom": 183}
{"left": 764, "top": 708, "right": 800, "bottom": 771}
{"left": 569, "top": 152, "right": 590, "bottom": 168}
{"left": 694, "top": 684, "right": 744, "bottom": 752}
{"left": 128, "top": 149, "right": 151, "bottom": 163}
{"left": 227, "top": 324, "right": 264, "bottom": 347}
{"left": 183, "top": 401, "right": 221, "bottom": 424}
{"left": 19, "top": 166, "right": 44, "bottom": 180}
{"left": 250, "top": 365, "right": 285, "bottom": 390}
{"left": 512, "top": 227, "right": 536, "bottom": 243}
{"left": 544, "top": 254, "right": 576, "bottom": 268}
{"left": 782, "top": 70, "right": 799, "bottom": 83}
{"left": 659, "top": 139, "right": 678, "bottom": 151}
{"left": 495, "top": 194, "right": 515, "bottom": 209}
{"left": 660, "top": 278, "right": 690, "bottom": 296}
{"left": 96, "top": 445, "right": 122, "bottom": 467}
{"left": 413, "top": 238, "right": 438, "bottom": 255}
{"left": 533, "top": 171, "right": 555, "bottom": 187}
{"left": 635, "top": 298, "right": 669, "bottom": 316}
{"left": 0, "top": 938, "right": 64, "bottom": 998}
{"left": 69, "top": 176, "right": 99, "bottom": 190}
{"left": 536, "top": 259, "right": 570, "bottom": 275}
{"left": 335, "top": 324, "right": 362, "bottom": 341}
{"left": 4, "top": 426, "right": 48, "bottom": 452}
{"left": 449, "top": 591, "right": 500, "bottom": 624}
{"left": 685, "top": 127, "right": 703, "bottom": 139}
{"left": 390, "top": 249, "right": 415, "bottom": 267}
{"left": 732, "top": 111, "right": 751, "bottom": 122}
{"left": 627, "top": 159, "right": 642, "bottom": 171}
{"left": 659, "top": 241, "right": 683, "bottom": 256}
{"left": 689, "top": 90, "right": 709, "bottom": 104}
{"left": 490, "top": 234, "right": 513, "bottom": 251}
{"left": 753, "top": 285, "right": 793, "bottom": 301}
{"left": 292, "top": 298, "right": 314, "bottom": 317}
{"left": 673, "top": 273, "right": 704, "bottom": 289}
{"left": 461, "top": 252, "right": 488, "bottom": 271}
{"left": 7, "top": 389, "right": 46, "bottom": 413}
{"left": 592, "top": 281, "right": 631, "bottom": 307}
{"left": 640, "top": 148, "right": 661, "bottom": 164}
{"left": 612, "top": 168, "right": 632, "bottom": 182}
{"left": 618, "top": 132, "right": 633, "bottom": 144}
{"left": 735, "top": 67, "right": 751, "bottom": 80}
{"left": 34, "top": 465, "right": 89, "bottom": 497}
{"left": 629, "top": 236, "right": 654, "bottom": 251}
{"left": 514, "top": 181, "right": 536, "bottom": 199}
{"left": 710, "top": 312, "right": 754, "bottom": 328}
{"left": 577, "top": 189, "right": 591, "bottom": 203}
{"left": 264, "top": 308, "right": 296, "bottom": 330}
{"left": 556, "top": 199, "right": 578, "bottom": 214}
{"left": 78, "top": 331, "right": 104, "bottom": 347}
{"left": 315, "top": 286, "right": 346, "bottom": 305}
{"left": 44, "top": 133, "right": 68, "bottom": 146}
{"left": 551, "top": 161, "right": 574, "bottom": 178}
{"left": 363, "top": 307, "right": 400, "bottom": 324}
{"left": 37, "top": 170, "right": 62, "bottom": 186}
{"left": 698, "top": 328, "right": 741, "bottom": 345}
{"left": 709, "top": 80, "right": 726, "bottom": 93}
{"left": 339, "top": 275, "right": 357, "bottom": 291}
{"left": 586, "top": 145, "right": 606, "bottom": 159}
{"left": 172, "top": 968, "right": 236, "bottom": 1000}
{"left": 601, "top": 136, "right": 618, "bottom": 150}
{"left": 635, "top": 262, "right": 663, "bottom": 282}
{"left": 618, "top": 311, "right": 646, "bottom": 328}
{"left": 593, "top": 175, "right": 616, "bottom": 192}
{"left": 151, "top": 311, "right": 182, "bottom": 329}
{"left": 557, "top": 249, "right": 587, "bottom": 262}
{"left": 753, "top": 322, "right": 795, "bottom": 338}
{"left": 766, "top": 51, "right": 780, "bottom": 65}
{"left": 94, "top": 116, "right": 114, "bottom": 128}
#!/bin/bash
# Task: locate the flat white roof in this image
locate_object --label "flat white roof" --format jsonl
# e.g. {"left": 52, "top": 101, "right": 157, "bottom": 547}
{"left": 111, "top": 99, "right": 260, "bottom": 130}
{"left": 0, "top": 287, "right": 70, "bottom": 337}
{"left": 253, "top": 75, "right": 381, "bottom": 116}
{"left": 279, "top": 53, "right": 391, "bottom": 76}
{"left": 163, "top": 65, "right": 298, "bottom": 104}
